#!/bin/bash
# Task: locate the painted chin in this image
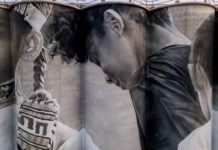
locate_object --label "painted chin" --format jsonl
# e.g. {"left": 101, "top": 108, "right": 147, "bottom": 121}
{"left": 113, "top": 80, "right": 128, "bottom": 90}
{"left": 105, "top": 75, "right": 129, "bottom": 90}
{"left": 119, "top": 81, "right": 129, "bottom": 90}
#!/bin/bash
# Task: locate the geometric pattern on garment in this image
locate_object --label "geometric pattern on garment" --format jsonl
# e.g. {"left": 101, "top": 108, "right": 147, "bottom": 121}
{"left": 17, "top": 90, "right": 59, "bottom": 150}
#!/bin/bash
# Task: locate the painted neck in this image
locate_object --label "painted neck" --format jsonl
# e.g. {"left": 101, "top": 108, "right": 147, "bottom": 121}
{"left": 148, "top": 23, "right": 191, "bottom": 55}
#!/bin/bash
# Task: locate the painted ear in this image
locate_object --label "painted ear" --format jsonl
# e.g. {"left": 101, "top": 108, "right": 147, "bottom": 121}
{"left": 104, "top": 9, "right": 124, "bottom": 36}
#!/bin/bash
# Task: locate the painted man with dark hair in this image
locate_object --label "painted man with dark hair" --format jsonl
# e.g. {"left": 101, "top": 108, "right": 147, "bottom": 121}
{"left": 83, "top": 5, "right": 207, "bottom": 150}
{"left": 42, "top": 4, "right": 208, "bottom": 150}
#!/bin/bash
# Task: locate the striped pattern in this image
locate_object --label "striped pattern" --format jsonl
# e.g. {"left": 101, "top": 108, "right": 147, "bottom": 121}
{"left": 19, "top": 105, "right": 57, "bottom": 121}
{"left": 13, "top": 3, "right": 53, "bottom": 30}
{"left": 21, "top": 100, "right": 59, "bottom": 117}
{"left": 14, "top": 3, "right": 52, "bottom": 18}
{"left": 17, "top": 91, "right": 59, "bottom": 150}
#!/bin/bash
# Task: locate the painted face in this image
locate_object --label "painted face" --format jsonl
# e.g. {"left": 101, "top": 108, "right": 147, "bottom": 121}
{"left": 87, "top": 13, "right": 145, "bottom": 89}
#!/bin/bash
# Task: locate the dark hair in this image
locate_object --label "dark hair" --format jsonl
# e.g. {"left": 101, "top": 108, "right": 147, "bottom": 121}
{"left": 42, "top": 6, "right": 87, "bottom": 63}
{"left": 191, "top": 14, "right": 214, "bottom": 84}
{"left": 85, "top": 5, "right": 171, "bottom": 36}
{"left": 84, "top": 5, "right": 171, "bottom": 60}
{"left": 85, "top": 5, "right": 149, "bottom": 39}
{"left": 149, "top": 8, "right": 171, "bottom": 26}
{"left": 42, "top": 5, "right": 171, "bottom": 63}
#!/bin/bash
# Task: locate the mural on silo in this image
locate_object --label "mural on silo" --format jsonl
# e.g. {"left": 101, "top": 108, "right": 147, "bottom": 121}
{"left": 0, "top": 1, "right": 215, "bottom": 150}
{"left": 0, "top": 6, "right": 15, "bottom": 150}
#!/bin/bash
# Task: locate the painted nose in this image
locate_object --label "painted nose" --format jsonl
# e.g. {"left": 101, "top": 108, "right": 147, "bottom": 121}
{"left": 105, "top": 76, "right": 113, "bottom": 84}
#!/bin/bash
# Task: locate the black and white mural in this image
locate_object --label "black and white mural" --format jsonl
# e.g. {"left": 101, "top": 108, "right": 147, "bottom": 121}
{"left": 0, "top": 1, "right": 216, "bottom": 150}
{"left": 0, "top": 5, "right": 15, "bottom": 150}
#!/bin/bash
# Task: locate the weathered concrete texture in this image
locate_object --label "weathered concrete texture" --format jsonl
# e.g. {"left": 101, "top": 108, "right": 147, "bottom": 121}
{"left": 170, "top": 5, "right": 214, "bottom": 40}
{"left": 17, "top": 54, "right": 82, "bottom": 130}
{"left": 13, "top": 4, "right": 215, "bottom": 150}
{"left": 0, "top": 8, "right": 14, "bottom": 150}
{"left": 84, "top": 62, "right": 141, "bottom": 150}
{"left": 0, "top": 8, "right": 12, "bottom": 83}
{"left": 16, "top": 55, "right": 141, "bottom": 150}
{"left": 0, "top": 105, "right": 14, "bottom": 150}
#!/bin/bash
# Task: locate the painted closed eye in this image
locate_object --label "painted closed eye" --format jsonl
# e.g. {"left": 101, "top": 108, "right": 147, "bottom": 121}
{"left": 105, "top": 76, "right": 113, "bottom": 84}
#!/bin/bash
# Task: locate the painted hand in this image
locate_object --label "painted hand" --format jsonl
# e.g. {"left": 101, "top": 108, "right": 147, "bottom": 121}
{"left": 17, "top": 90, "right": 59, "bottom": 150}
